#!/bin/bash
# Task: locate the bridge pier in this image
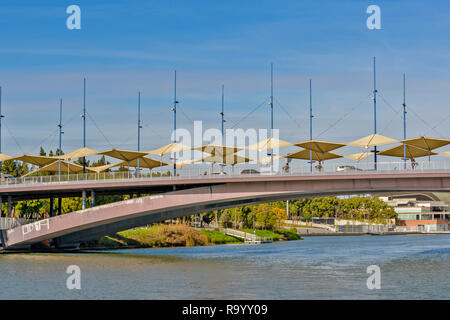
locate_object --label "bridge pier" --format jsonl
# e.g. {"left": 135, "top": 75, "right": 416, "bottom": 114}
{"left": 7, "top": 195, "right": 12, "bottom": 217}
{"left": 58, "top": 197, "right": 62, "bottom": 215}
{"left": 49, "top": 197, "right": 54, "bottom": 217}
{"left": 82, "top": 190, "right": 86, "bottom": 210}
{"left": 91, "top": 190, "right": 95, "bottom": 207}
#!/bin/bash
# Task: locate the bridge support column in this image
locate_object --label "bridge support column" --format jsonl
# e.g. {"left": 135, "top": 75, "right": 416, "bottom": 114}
{"left": 82, "top": 190, "right": 86, "bottom": 210}
{"left": 91, "top": 190, "right": 95, "bottom": 207}
{"left": 58, "top": 197, "right": 62, "bottom": 215}
{"left": 286, "top": 200, "right": 290, "bottom": 219}
{"left": 49, "top": 197, "right": 54, "bottom": 217}
{"left": 7, "top": 195, "right": 12, "bottom": 218}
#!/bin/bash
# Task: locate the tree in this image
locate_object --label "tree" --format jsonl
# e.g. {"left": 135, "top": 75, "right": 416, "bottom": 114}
{"left": 61, "top": 197, "right": 83, "bottom": 213}
{"left": 220, "top": 210, "right": 232, "bottom": 228}
{"left": 1, "top": 160, "right": 28, "bottom": 177}
{"left": 91, "top": 155, "right": 109, "bottom": 167}
{"left": 253, "top": 203, "right": 287, "bottom": 229}
{"left": 116, "top": 164, "right": 129, "bottom": 172}
{"left": 73, "top": 156, "right": 91, "bottom": 168}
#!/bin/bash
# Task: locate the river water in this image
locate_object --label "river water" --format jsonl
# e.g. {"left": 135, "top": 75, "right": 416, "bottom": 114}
{"left": 0, "top": 234, "right": 449, "bottom": 299}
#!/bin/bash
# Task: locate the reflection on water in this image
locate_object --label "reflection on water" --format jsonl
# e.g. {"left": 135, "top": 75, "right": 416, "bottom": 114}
{"left": 1, "top": 235, "right": 449, "bottom": 299}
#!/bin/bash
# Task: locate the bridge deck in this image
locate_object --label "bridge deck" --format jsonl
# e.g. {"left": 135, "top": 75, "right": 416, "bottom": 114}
{"left": 1, "top": 169, "right": 450, "bottom": 201}
{"left": 1, "top": 170, "right": 449, "bottom": 250}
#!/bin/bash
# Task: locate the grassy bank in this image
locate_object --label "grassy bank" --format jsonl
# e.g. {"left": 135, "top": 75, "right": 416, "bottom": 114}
{"left": 199, "top": 230, "right": 244, "bottom": 244}
{"left": 80, "top": 224, "right": 301, "bottom": 249}
{"left": 81, "top": 224, "right": 243, "bottom": 249}
{"left": 240, "top": 228, "right": 302, "bottom": 241}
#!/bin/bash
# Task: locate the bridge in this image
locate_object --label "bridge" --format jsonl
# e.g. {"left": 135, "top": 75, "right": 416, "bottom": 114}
{"left": 1, "top": 162, "right": 450, "bottom": 251}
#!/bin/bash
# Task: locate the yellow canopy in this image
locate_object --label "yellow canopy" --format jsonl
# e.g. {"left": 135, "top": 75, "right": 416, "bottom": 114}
{"left": 348, "top": 134, "right": 398, "bottom": 148}
{"left": 402, "top": 137, "right": 450, "bottom": 151}
{"left": 0, "top": 153, "right": 12, "bottom": 161}
{"left": 343, "top": 152, "right": 373, "bottom": 161}
{"left": 202, "top": 154, "right": 251, "bottom": 165}
{"left": 439, "top": 151, "right": 450, "bottom": 158}
{"left": 12, "top": 154, "right": 57, "bottom": 167}
{"left": 122, "top": 156, "right": 170, "bottom": 169}
{"left": 55, "top": 147, "right": 99, "bottom": 160}
{"left": 87, "top": 162, "right": 121, "bottom": 173}
{"left": 98, "top": 149, "right": 149, "bottom": 162}
{"left": 284, "top": 149, "right": 342, "bottom": 161}
{"left": 294, "top": 140, "right": 346, "bottom": 153}
{"left": 193, "top": 144, "right": 242, "bottom": 156}
{"left": 22, "top": 160, "right": 95, "bottom": 177}
{"left": 378, "top": 144, "right": 437, "bottom": 159}
{"left": 258, "top": 155, "right": 283, "bottom": 165}
{"left": 147, "top": 143, "right": 192, "bottom": 156}
{"left": 175, "top": 159, "right": 200, "bottom": 167}
{"left": 247, "top": 138, "right": 292, "bottom": 151}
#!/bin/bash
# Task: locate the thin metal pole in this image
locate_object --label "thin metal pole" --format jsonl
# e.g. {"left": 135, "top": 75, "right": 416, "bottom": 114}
{"left": 309, "top": 79, "right": 313, "bottom": 173}
{"left": 58, "top": 98, "right": 63, "bottom": 181}
{"left": 373, "top": 57, "right": 377, "bottom": 170}
{"left": 82, "top": 78, "right": 86, "bottom": 175}
{"left": 220, "top": 85, "right": 225, "bottom": 173}
{"left": 0, "top": 86, "right": 2, "bottom": 173}
{"left": 173, "top": 70, "right": 177, "bottom": 176}
{"left": 137, "top": 91, "right": 141, "bottom": 177}
{"left": 270, "top": 63, "right": 274, "bottom": 171}
{"left": 403, "top": 73, "right": 407, "bottom": 170}
{"left": 221, "top": 85, "right": 225, "bottom": 140}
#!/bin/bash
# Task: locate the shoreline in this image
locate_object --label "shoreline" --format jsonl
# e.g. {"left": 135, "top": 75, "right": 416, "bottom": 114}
{"left": 2, "top": 231, "right": 450, "bottom": 254}
{"left": 300, "top": 231, "right": 450, "bottom": 236}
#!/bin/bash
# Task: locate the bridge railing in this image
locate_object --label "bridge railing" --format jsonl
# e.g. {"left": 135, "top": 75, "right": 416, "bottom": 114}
{"left": 1, "top": 159, "right": 450, "bottom": 187}
{"left": 0, "top": 217, "right": 36, "bottom": 230}
{"left": 221, "top": 228, "right": 273, "bottom": 243}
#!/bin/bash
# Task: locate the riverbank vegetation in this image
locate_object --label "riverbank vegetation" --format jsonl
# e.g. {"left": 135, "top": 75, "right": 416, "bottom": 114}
{"left": 197, "top": 196, "right": 396, "bottom": 230}
{"left": 80, "top": 223, "right": 302, "bottom": 249}
{"left": 80, "top": 224, "right": 245, "bottom": 249}
{"left": 239, "top": 228, "right": 301, "bottom": 241}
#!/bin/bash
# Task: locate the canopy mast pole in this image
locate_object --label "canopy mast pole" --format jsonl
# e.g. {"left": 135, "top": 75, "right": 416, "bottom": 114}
{"left": 270, "top": 63, "right": 274, "bottom": 173}
{"left": 220, "top": 84, "right": 225, "bottom": 173}
{"left": 82, "top": 78, "right": 86, "bottom": 210}
{"left": 373, "top": 57, "right": 377, "bottom": 170}
{"left": 58, "top": 98, "right": 63, "bottom": 181}
{"left": 137, "top": 91, "right": 141, "bottom": 177}
{"left": 0, "top": 86, "right": 2, "bottom": 173}
{"left": 402, "top": 74, "right": 407, "bottom": 170}
{"left": 221, "top": 85, "right": 225, "bottom": 141}
{"left": 82, "top": 78, "right": 86, "bottom": 176}
{"left": 173, "top": 70, "right": 177, "bottom": 177}
{"left": 309, "top": 79, "right": 313, "bottom": 173}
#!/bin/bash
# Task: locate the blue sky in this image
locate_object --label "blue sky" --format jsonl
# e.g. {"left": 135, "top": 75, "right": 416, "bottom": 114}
{"left": 0, "top": 0, "right": 449, "bottom": 157}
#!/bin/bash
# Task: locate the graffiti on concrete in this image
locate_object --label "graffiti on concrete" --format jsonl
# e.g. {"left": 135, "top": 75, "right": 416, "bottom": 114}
{"left": 22, "top": 219, "right": 50, "bottom": 239}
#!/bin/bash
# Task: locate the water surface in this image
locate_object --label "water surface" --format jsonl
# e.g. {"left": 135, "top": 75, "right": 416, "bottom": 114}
{"left": 1, "top": 235, "right": 449, "bottom": 299}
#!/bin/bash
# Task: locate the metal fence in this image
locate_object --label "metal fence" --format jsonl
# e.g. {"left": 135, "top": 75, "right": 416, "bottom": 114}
{"left": 1, "top": 160, "right": 450, "bottom": 187}
{"left": 335, "top": 224, "right": 396, "bottom": 233}
{"left": 221, "top": 228, "right": 273, "bottom": 243}
{"left": 0, "top": 217, "right": 36, "bottom": 230}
